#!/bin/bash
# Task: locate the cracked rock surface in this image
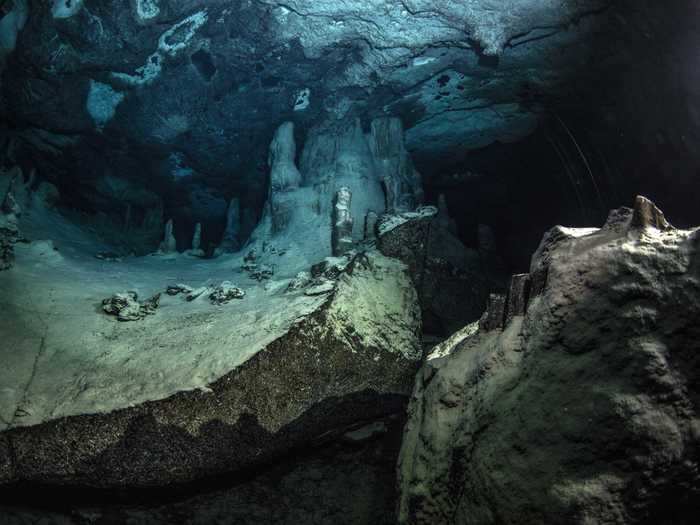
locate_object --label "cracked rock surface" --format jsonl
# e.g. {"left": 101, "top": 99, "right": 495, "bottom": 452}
{"left": 397, "top": 198, "right": 700, "bottom": 524}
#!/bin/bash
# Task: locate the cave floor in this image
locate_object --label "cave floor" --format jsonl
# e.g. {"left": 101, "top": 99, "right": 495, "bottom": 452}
{"left": 0, "top": 215, "right": 327, "bottom": 431}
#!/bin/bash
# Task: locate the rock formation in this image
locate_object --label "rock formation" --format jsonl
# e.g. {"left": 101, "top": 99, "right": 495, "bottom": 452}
{"left": 191, "top": 222, "right": 201, "bottom": 251}
{"left": 209, "top": 282, "right": 246, "bottom": 304}
{"left": 332, "top": 187, "right": 353, "bottom": 256}
{"left": 249, "top": 117, "right": 395, "bottom": 262}
{"left": 188, "top": 222, "right": 205, "bottom": 257}
{"left": 0, "top": 250, "right": 421, "bottom": 488}
{"left": 377, "top": 207, "right": 493, "bottom": 335}
{"left": 368, "top": 117, "right": 423, "bottom": 213}
{"left": 216, "top": 198, "right": 241, "bottom": 254}
{"left": 158, "top": 218, "right": 177, "bottom": 254}
{"left": 102, "top": 291, "right": 161, "bottom": 322}
{"left": 397, "top": 197, "right": 700, "bottom": 524}
{"left": 268, "top": 122, "right": 302, "bottom": 234}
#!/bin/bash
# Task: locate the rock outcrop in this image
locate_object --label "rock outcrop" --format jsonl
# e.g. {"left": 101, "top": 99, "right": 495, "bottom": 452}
{"left": 397, "top": 197, "right": 700, "bottom": 524}
{"left": 0, "top": 250, "right": 421, "bottom": 488}
{"left": 377, "top": 207, "right": 493, "bottom": 336}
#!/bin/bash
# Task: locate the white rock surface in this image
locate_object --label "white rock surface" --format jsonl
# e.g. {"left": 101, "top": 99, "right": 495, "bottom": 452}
{"left": 397, "top": 198, "right": 700, "bottom": 524}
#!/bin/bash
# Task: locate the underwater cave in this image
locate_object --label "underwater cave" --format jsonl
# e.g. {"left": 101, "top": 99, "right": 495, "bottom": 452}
{"left": 0, "top": 1, "right": 699, "bottom": 524}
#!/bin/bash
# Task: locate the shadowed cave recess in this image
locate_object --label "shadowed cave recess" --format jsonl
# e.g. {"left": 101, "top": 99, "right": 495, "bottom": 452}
{"left": 0, "top": 1, "right": 699, "bottom": 524}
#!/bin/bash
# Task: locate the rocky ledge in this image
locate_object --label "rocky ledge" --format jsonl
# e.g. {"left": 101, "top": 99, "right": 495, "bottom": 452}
{"left": 0, "top": 249, "right": 421, "bottom": 488}
{"left": 398, "top": 196, "right": 700, "bottom": 524}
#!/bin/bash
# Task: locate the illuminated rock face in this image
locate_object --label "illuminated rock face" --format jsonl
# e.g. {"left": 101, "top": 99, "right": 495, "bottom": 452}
{"left": 397, "top": 197, "right": 700, "bottom": 525}
{"left": 0, "top": 249, "right": 421, "bottom": 487}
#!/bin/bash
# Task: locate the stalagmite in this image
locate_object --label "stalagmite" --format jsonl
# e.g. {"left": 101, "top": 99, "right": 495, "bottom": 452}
{"left": 188, "top": 222, "right": 205, "bottom": 257}
{"left": 216, "top": 198, "right": 240, "bottom": 254}
{"left": 368, "top": 117, "right": 423, "bottom": 213}
{"left": 192, "top": 222, "right": 202, "bottom": 251}
{"left": 268, "top": 121, "right": 302, "bottom": 233}
{"left": 158, "top": 218, "right": 177, "bottom": 253}
{"left": 332, "top": 187, "right": 353, "bottom": 256}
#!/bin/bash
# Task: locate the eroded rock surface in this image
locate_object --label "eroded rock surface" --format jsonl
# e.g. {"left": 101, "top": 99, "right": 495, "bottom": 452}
{"left": 398, "top": 197, "right": 700, "bottom": 524}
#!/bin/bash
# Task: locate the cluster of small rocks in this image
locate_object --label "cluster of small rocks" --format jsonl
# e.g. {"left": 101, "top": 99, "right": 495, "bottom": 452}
{"left": 167, "top": 282, "right": 246, "bottom": 304}
{"left": 0, "top": 189, "right": 21, "bottom": 271}
{"left": 105, "top": 280, "right": 246, "bottom": 320}
{"left": 241, "top": 249, "right": 275, "bottom": 281}
{"left": 286, "top": 253, "right": 359, "bottom": 296}
{"left": 209, "top": 281, "right": 246, "bottom": 304}
{"left": 102, "top": 291, "right": 161, "bottom": 321}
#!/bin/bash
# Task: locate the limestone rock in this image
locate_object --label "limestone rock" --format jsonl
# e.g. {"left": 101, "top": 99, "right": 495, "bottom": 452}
{"left": 378, "top": 206, "right": 492, "bottom": 335}
{"left": 209, "top": 282, "right": 245, "bottom": 304}
{"left": 216, "top": 198, "right": 241, "bottom": 254}
{"left": 268, "top": 122, "right": 302, "bottom": 234}
{"left": 631, "top": 194, "right": 673, "bottom": 231}
{"left": 368, "top": 117, "right": 423, "bottom": 213}
{"left": 102, "top": 291, "right": 161, "bottom": 322}
{"left": 332, "top": 186, "right": 353, "bottom": 256}
{"left": 287, "top": 271, "right": 312, "bottom": 291}
{"left": 398, "top": 197, "right": 700, "bottom": 524}
{"left": 158, "top": 218, "right": 177, "bottom": 254}
{"left": 0, "top": 250, "right": 421, "bottom": 488}
{"left": 477, "top": 292, "right": 506, "bottom": 331}
{"left": 188, "top": 222, "right": 205, "bottom": 257}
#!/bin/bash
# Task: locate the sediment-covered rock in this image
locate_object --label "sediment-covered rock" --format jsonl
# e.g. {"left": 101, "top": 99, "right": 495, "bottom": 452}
{"left": 0, "top": 250, "right": 421, "bottom": 488}
{"left": 397, "top": 197, "right": 700, "bottom": 524}
{"left": 102, "top": 291, "right": 161, "bottom": 321}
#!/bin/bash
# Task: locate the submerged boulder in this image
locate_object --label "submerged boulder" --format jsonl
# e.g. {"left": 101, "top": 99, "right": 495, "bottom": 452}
{"left": 397, "top": 197, "right": 700, "bottom": 524}
{"left": 0, "top": 250, "right": 421, "bottom": 488}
